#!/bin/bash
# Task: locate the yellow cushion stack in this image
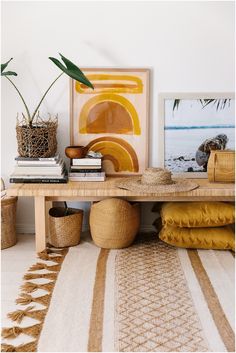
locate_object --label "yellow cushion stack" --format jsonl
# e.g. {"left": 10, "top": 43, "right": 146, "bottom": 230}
{"left": 158, "top": 202, "right": 235, "bottom": 250}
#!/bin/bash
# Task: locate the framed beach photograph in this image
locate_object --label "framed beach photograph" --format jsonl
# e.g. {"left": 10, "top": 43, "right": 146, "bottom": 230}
{"left": 70, "top": 68, "right": 150, "bottom": 175}
{"left": 159, "top": 93, "right": 235, "bottom": 178}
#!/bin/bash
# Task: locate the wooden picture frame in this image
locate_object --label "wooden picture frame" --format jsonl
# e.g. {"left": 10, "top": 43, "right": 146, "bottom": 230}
{"left": 159, "top": 93, "right": 235, "bottom": 178}
{"left": 70, "top": 68, "right": 150, "bottom": 175}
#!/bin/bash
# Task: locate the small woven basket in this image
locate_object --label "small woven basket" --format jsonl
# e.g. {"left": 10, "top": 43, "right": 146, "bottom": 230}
{"left": 16, "top": 116, "right": 58, "bottom": 158}
{"left": 1, "top": 197, "right": 18, "bottom": 250}
{"left": 49, "top": 207, "right": 83, "bottom": 247}
{"left": 89, "top": 198, "right": 140, "bottom": 249}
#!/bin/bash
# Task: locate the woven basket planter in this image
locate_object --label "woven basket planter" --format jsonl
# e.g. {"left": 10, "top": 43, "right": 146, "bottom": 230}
{"left": 49, "top": 207, "right": 83, "bottom": 248}
{"left": 16, "top": 117, "right": 58, "bottom": 158}
{"left": 1, "top": 197, "right": 18, "bottom": 250}
{"left": 89, "top": 198, "right": 140, "bottom": 249}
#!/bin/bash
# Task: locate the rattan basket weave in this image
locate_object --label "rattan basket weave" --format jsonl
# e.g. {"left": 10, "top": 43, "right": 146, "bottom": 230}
{"left": 207, "top": 150, "right": 235, "bottom": 182}
{"left": 16, "top": 117, "right": 58, "bottom": 158}
{"left": 49, "top": 207, "right": 83, "bottom": 247}
{"left": 1, "top": 197, "right": 18, "bottom": 250}
{"left": 89, "top": 198, "right": 140, "bottom": 249}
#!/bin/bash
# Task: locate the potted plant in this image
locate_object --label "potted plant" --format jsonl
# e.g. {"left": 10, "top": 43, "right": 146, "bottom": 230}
{"left": 1, "top": 54, "right": 93, "bottom": 157}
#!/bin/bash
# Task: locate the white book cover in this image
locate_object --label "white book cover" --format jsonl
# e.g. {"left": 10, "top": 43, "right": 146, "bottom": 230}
{"left": 15, "top": 154, "right": 60, "bottom": 161}
{"left": 13, "top": 161, "right": 64, "bottom": 175}
{"left": 17, "top": 160, "right": 59, "bottom": 166}
{"left": 69, "top": 172, "right": 105, "bottom": 177}
{"left": 69, "top": 176, "right": 105, "bottom": 182}
{"left": 72, "top": 158, "right": 101, "bottom": 166}
{"left": 70, "top": 165, "right": 101, "bottom": 170}
{"left": 12, "top": 168, "right": 63, "bottom": 176}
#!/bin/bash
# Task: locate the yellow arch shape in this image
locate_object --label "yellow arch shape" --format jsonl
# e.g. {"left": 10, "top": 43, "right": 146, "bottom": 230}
{"left": 86, "top": 137, "right": 139, "bottom": 172}
{"left": 79, "top": 93, "right": 141, "bottom": 135}
{"left": 75, "top": 74, "right": 143, "bottom": 94}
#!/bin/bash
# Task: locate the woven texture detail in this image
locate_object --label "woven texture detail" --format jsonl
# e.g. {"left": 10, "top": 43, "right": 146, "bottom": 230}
{"left": 90, "top": 199, "right": 140, "bottom": 249}
{"left": 49, "top": 207, "right": 83, "bottom": 247}
{"left": 1, "top": 197, "right": 17, "bottom": 250}
{"left": 16, "top": 116, "right": 58, "bottom": 158}
{"left": 115, "top": 237, "right": 208, "bottom": 352}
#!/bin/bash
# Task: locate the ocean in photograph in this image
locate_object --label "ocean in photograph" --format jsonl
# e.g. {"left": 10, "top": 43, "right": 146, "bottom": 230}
{"left": 165, "top": 126, "right": 235, "bottom": 173}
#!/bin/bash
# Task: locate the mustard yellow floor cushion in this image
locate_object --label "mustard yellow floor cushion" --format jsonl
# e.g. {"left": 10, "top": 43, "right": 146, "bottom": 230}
{"left": 159, "top": 225, "right": 235, "bottom": 250}
{"left": 89, "top": 198, "right": 140, "bottom": 249}
{"left": 161, "top": 202, "right": 235, "bottom": 228}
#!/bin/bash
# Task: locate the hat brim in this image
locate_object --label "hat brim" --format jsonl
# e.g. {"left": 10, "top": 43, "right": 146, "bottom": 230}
{"left": 116, "top": 177, "right": 199, "bottom": 194}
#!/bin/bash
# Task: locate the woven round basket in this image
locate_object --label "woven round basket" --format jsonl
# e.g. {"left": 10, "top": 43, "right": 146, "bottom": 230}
{"left": 1, "top": 197, "right": 18, "bottom": 250}
{"left": 16, "top": 118, "right": 58, "bottom": 158}
{"left": 89, "top": 198, "right": 140, "bottom": 249}
{"left": 49, "top": 207, "right": 83, "bottom": 248}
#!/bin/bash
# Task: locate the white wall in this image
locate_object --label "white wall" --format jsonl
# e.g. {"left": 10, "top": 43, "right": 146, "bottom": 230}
{"left": 1, "top": 1, "right": 235, "bottom": 232}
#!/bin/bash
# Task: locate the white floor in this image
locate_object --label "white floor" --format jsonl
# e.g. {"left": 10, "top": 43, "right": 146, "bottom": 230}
{"left": 1, "top": 234, "right": 36, "bottom": 326}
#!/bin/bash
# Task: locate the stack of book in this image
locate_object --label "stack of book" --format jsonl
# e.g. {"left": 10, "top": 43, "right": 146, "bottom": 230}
{"left": 10, "top": 154, "right": 68, "bottom": 183}
{"left": 69, "top": 157, "right": 105, "bottom": 181}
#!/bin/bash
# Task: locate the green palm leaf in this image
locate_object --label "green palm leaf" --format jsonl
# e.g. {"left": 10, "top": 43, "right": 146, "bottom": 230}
{"left": 49, "top": 54, "right": 94, "bottom": 89}
{"left": 1, "top": 71, "right": 17, "bottom": 76}
{"left": 173, "top": 99, "right": 180, "bottom": 110}
{"left": 1, "top": 58, "right": 17, "bottom": 76}
{"left": 200, "top": 99, "right": 231, "bottom": 110}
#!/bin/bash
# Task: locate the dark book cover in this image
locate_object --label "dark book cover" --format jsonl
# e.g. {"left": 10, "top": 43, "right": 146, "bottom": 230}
{"left": 10, "top": 175, "right": 68, "bottom": 184}
{"left": 69, "top": 168, "right": 102, "bottom": 173}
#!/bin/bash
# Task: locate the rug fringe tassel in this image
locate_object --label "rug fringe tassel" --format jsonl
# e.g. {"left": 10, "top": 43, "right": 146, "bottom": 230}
{"left": 20, "top": 281, "right": 55, "bottom": 293}
{"left": 29, "top": 262, "right": 61, "bottom": 272}
{"left": 1, "top": 340, "right": 37, "bottom": 352}
{"left": 2, "top": 324, "right": 42, "bottom": 339}
{"left": 7, "top": 306, "right": 34, "bottom": 324}
{"left": 16, "top": 293, "right": 51, "bottom": 306}
{"left": 37, "top": 252, "right": 64, "bottom": 263}
{"left": 8, "top": 307, "right": 47, "bottom": 324}
{"left": 23, "top": 272, "right": 57, "bottom": 280}
{"left": 2, "top": 248, "right": 68, "bottom": 351}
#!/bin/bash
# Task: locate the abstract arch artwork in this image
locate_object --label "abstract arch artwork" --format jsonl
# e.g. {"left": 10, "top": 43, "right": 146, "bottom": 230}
{"left": 70, "top": 68, "right": 149, "bottom": 175}
{"left": 86, "top": 137, "right": 139, "bottom": 173}
{"left": 75, "top": 74, "right": 143, "bottom": 94}
{"left": 79, "top": 94, "right": 141, "bottom": 135}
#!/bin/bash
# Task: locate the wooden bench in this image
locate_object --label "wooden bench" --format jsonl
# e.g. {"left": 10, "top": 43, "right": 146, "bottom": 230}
{"left": 7, "top": 177, "right": 235, "bottom": 252}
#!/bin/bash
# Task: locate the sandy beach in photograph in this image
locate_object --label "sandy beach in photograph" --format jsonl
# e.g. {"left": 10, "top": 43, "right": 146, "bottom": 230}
{"left": 164, "top": 127, "right": 235, "bottom": 173}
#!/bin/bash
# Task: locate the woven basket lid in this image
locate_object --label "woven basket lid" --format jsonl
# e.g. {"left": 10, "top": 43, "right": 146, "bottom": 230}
{"left": 116, "top": 168, "right": 199, "bottom": 194}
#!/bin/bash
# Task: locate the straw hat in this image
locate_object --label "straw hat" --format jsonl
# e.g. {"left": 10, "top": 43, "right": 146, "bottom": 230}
{"left": 116, "top": 168, "right": 199, "bottom": 194}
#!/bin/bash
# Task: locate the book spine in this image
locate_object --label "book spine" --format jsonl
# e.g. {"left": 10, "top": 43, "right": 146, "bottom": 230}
{"left": 72, "top": 159, "right": 101, "bottom": 166}
{"left": 69, "top": 176, "right": 105, "bottom": 181}
{"left": 69, "top": 172, "right": 105, "bottom": 177}
{"left": 70, "top": 166, "right": 102, "bottom": 170}
{"left": 13, "top": 167, "right": 64, "bottom": 175}
{"left": 15, "top": 155, "right": 59, "bottom": 161}
{"left": 10, "top": 178, "right": 68, "bottom": 184}
{"left": 16, "top": 161, "right": 58, "bottom": 166}
{"left": 69, "top": 168, "right": 102, "bottom": 173}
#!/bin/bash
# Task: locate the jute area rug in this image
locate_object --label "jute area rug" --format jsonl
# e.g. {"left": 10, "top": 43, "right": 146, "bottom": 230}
{"left": 1, "top": 233, "right": 235, "bottom": 352}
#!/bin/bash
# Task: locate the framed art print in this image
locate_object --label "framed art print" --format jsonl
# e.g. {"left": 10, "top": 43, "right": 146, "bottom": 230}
{"left": 70, "top": 68, "right": 149, "bottom": 175}
{"left": 159, "top": 93, "right": 235, "bottom": 178}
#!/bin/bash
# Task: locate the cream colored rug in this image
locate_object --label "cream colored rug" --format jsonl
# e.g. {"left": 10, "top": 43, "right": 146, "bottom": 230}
{"left": 1, "top": 234, "right": 235, "bottom": 352}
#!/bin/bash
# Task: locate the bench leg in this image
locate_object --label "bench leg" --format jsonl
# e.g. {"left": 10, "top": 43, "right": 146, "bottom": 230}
{"left": 45, "top": 201, "right": 53, "bottom": 242}
{"left": 35, "top": 196, "right": 46, "bottom": 253}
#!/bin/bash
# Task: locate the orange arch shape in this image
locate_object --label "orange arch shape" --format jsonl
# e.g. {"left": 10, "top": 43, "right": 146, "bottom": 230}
{"left": 79, "top": 94, "right": 141, "bottom": 135}
{"left": 86, "top": 137, "right": 139, "bottom": 173}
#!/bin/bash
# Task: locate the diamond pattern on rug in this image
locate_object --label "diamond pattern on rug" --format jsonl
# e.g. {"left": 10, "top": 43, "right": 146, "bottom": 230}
{"left": 115, "top": 237, "right": 208, "bottom": 352}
